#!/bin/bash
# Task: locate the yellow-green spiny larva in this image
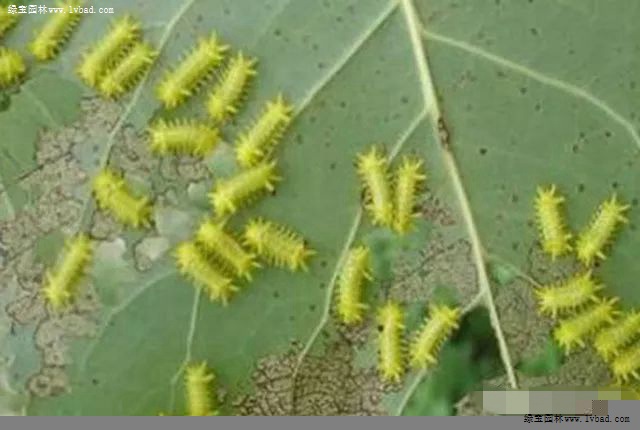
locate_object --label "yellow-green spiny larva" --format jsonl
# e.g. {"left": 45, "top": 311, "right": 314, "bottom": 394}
{"left": 148, "top": 118, "right": 220, "bottom": 157}
{"left": 98, "top": 41, "right": 157, "bottom": 98}
{"left": 29, "top": 1, "right": 83, "bottom": 61}
{"left": 156, "top": 32, "right": 227, "bottom": 109}
{"left": 243, "top": 218, "right": 315, "bottom": 272}
{"left": 206, "top": 51, "right": 257, "bottom": 123}
{"left": 235, "top": 94, "right": 293, "bottom": 168}
{"left": 0, "top": 47, "right": 26, "bottom": 87}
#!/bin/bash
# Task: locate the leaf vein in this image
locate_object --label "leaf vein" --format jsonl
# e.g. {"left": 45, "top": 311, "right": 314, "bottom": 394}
{"left": 399, "top": 0, "right": 518, "bottom": 401}
{"left": 294, "top": 0, "right": 399, "bottom": 116}
{"left": 423, "top": 29, "right": 640, "bottom": 151}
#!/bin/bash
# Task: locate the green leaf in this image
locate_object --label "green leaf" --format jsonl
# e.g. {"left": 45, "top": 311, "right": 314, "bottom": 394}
{"left": 517, "top": 336, "right": 564, "bottom": 378}
{"left": 1, "top": 0, "right": 638, "bottom": 416}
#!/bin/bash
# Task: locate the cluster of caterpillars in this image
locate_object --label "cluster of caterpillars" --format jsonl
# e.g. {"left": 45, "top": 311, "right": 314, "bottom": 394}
{"left": 533, "top": 185, "right": 638, "bottom": 383}
{"left": 377, "top": 301, "right": 461, "bottom": 383}
{"left": 31, "top": 12, "right": 311, "bottom": 315}
{"left": 331, "top": 145, "right": 460, "bottom": 383}
{"left": 356, "top": 146, "right": 427, "bottom": 235}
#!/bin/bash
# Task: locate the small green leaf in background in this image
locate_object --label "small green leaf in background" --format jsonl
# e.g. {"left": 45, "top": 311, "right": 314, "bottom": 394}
{"left": 489, "top": 261, "right": 520, "bottom": 287}
{"left": 517, "top": 335, "right": 564, "bottom": 378}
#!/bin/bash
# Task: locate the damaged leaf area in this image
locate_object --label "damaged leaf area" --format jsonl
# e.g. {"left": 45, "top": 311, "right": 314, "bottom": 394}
{"left": 1, "top": 0, "right": 639, "bottom": 416}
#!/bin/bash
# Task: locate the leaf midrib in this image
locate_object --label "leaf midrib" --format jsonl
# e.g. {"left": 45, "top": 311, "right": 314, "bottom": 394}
{"left": 396, "top": 0, "right": 519, "bottom": 406}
